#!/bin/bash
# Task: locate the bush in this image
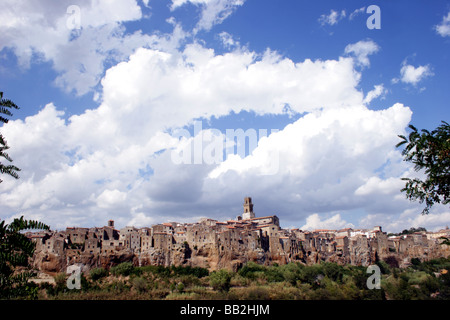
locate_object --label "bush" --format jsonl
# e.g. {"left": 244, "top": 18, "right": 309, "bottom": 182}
{"left": 264, "top": 267, "right": 284, "bottom": 283}
{"left": 106, "top": 280, "right": 130, "bottom": 293}
{"left": 237, "top": 285, "right": 270, "bottom": 300}
{"left": 154, "top": 265, "right": 171, "bottom": 277}
{"left": 278, "top": 262, "right": 304, "bottom": 285}
{"left": 110, "top": 262, "right": 135, "bottom": 277}
{"left": 54, "top": 273, "right": 68, "bottom": 293}
{"left": 238, "top": 261, "right": 265, "bottom": 279}
{"left": 170, "top": 265, "right": 209, "bottom": 278}
{"left": 346, "top": 266, "right": 368, "bottom": 290}
{"left": 384, "top": 256, "right": 399, "bottom": 269}
{"left": 132, "top": 277, "right": 148, "bottom": 293}
{"left": 209, "top": 269, "right": 232, "bottom": 292}
{"left": 90, "top": 267, "right": 109, "bottom": 281}
{"left": 176, "top": 282, "right": 185, "bottom": 293}
{"left": 376, "top": 260, "right": 391, "bottom": 274}
{"left": 177, "top": 274, "right": 201, "bottom": 287}
{"left": 298, "top": 264, "right": 322, "bottom": 286}
{"left": 322, "top": 263, "right": 344, "bottom": 283}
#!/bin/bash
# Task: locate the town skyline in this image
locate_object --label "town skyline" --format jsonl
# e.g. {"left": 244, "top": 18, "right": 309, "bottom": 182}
{"left": 29, "top": 197, "right": 450, "bottom": 275}
{"left": 38, "top": 197, "right": 450, "bottom": 237}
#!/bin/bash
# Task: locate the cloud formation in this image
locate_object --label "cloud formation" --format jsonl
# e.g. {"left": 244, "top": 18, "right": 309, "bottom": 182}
{"left": 392, "top": 61, "right": 434, "bottom": 86}
{"left": 171, "top": 0, "right": 246, "bottom": 32}
{"left": 344, "top": 40, "right": 379, "bottom": 68}
{"left": 318, "top": 9, "right": 346, "bottom": 26}
{"left": 363, "top": 84, "right": 387, "bottom": 105}
{"left": 0, "top": 0, "right": 153, "bottom": 95}
{"left": 435, "top": 11, "right": 450, "bottom": 37}
{"left": 301, "top": 213, "right": 354, "bottom": 231}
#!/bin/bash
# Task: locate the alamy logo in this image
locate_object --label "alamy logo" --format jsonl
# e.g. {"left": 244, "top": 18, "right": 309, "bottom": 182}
{"left": 66, "top": 5, "right": 81, "bottom": 30}
{"left": 66, "top": 265, "right": 81, "bottom": 290}
{"left": 366, "top": 5, "right": 381, "bottom": 30}
{"left": 366, "top": 265, "right": 381, "bottom": 289}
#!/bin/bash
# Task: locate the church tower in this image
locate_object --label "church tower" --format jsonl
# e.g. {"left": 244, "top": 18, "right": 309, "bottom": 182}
{"left": 242, "top": 197, "right": 255, "bottom": 220}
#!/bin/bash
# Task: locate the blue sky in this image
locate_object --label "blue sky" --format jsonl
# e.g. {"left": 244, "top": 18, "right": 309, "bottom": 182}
{"left": 0, "top": 0, "right": 449, "bottom": 232}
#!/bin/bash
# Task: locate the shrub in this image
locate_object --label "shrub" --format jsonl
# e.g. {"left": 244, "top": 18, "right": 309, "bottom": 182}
{"left": 90, "top": 267, "right": 109, "bottom": 281}
{"left": 264, "top": 267, "right": 284, "bottom": 283}
{"left": 138, "top": 265, "right": 159, "bottom": 274}
{"left": 132, "top": 277, "right": 148, "bottom": 293}
{"left": 155, "top": 265, "right": 171, "bottom": 277}
{"left": 176, "top": 282, "right": 185, "bottom": 293}
{"left": 106, "top": 280, "right": 129, "bottom": 293}
{"left": 238, "top": 261, "right": 265, "bottom": 279}
{"left": 238, "top": 285, "right": 270, "bottom": 300}
{"left": 54, "top": 273, "right": 68, "bottom": 293}
{"left": 376, "top": 260, "right": 391, "bottom": 274}
{"left": 411, "top": 257, "right": 421, "bottom": 266}
{"left": 110, "top": 262, "right": 135, "bottom": 277}
{"left": 210, "top": 269, "right": 232, "bottom": 292}
{"left": 384, "top": 256, "right": 399, "bottom": 269}
{"left": 177, "top": 274, "right": 201, "bottom": 287}
{"left": 170, "top": 265, "right": 209, "bottom": 278}
{"left": 278, "top": 262, "right": 304, "bottom": 285}
{"left": 322, "top": 263, "right": 344, "bottom": 283}
{"left": 346, "top": 266, "right": 368, "bottom": 289}
{"left": 298, "top": 264, "right": 322, "bottom": 286}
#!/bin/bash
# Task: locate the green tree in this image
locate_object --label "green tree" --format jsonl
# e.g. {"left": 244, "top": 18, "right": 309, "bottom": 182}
{"left": 439, "top": 236, "right": 450, "bottom": 246}
{"left": 396, "top": 121, "right": 450, "bottom": 214}
{"left": 0, "top": 91, "right": 51, "bottom": 299}
{"left": 0, "top": 91, "right": 20, "bottom": 183}
{"left": 399, "top": 227, "right": 427, "bottom": 235}
{"left": 90, "top": 267, "right": 109, "bottom": 281}
{"left": 110, "top": 262, "right": 136, "bottom": 277}
{"left": 0, "top": 216, "right": 50, "bottom": 299}
{"left": 209, "top": 269, "right": 232, "bottom": 292}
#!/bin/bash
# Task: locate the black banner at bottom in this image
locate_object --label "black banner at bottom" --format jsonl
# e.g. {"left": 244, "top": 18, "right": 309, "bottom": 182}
{"left": 4, "top": 300, "right": 447, "bottom": 318}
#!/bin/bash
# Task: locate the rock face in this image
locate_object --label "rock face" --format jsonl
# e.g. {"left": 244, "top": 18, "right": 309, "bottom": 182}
{"left": 32, "top": 252, "right": 64, "bottom": 274}
{"left": 31, "top": 250, "right": 137, "bottom": 274}
{"left": 27, "top": 198, "right": 450, "bottom": 274}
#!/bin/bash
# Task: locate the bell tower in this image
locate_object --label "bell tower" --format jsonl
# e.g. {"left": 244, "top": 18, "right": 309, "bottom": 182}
{"left": 242, "top": 197, "right": 255, "bottom": 220}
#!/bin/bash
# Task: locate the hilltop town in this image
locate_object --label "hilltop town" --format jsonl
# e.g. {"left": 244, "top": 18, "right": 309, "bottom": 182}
{"left": 28, "top": 197, "right": 450, "bottom": 274}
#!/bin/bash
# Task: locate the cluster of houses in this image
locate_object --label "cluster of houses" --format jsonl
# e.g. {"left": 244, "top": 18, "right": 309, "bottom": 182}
{"left": 28, "top": 197, "right": 450, "bottom": 269}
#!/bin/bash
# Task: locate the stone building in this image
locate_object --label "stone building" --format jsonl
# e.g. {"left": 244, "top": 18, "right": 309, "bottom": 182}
{"left": 336, "top": 236, "right": 349, "bottom": 256}
{"left": 153, "top": 232, "right": 174, "bottom": 250}
{"left": 140, "top": 228, "right": 153, "bottom": 252}
{"left": 43, "top": 232, "right": 66, "bottom": 255}
{"left": 65, "top": 227, "right": 89, "bottom": 244}
{"left": 120, "top": 226, "right": 141, "bottom": 251}
{"left": 84, "top": 237, "right": 101, "bottom": 255}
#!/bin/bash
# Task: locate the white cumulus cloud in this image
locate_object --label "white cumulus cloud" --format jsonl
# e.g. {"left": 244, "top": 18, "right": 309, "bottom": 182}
{"left": 435, "top": 11, "right": 450, "bottom": 37}
{"left": 363, "top": 84, "right": 387, "bottom": 105}
{"left": 301, "top": 213, "right": 354, "bottom": 231}
{"left": 394, "top": 63, "right": 434, "bottom": 86}
{"left": 344, "top": 40, "right": 379, "bottom": 68}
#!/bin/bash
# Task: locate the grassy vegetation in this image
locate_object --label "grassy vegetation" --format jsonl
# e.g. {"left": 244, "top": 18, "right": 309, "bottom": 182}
{"left": 32, "top": 257, "right": 450, "bottom": 300}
